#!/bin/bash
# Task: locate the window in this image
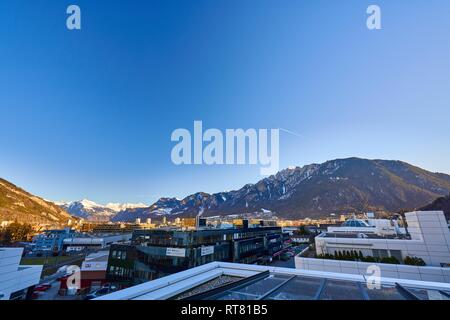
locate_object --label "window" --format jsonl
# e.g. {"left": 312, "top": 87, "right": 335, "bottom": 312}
{"left": 112, "top": 250, "right": 127, "bottom": 260}
{"left": 372, "top": 249, "right": 389, "bottom": 259}
{"left": 364, "top": 285, "right": 406, "bottom": 300}
{"left": 266, "top": 276, "right": 323, "bottom": 300}
{"left": 389, "top": 250, "right": 402, "bottom": 262}
{"left": 319, "top": 280, "right": 365, "bottom": 300}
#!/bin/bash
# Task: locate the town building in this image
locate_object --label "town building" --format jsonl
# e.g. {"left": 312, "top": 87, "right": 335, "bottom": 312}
{"left": 63, "top": 233, "right": 132, "bottom": 252}
{"left": 106, "top": 226, "right": 289, "bottom": 285}
{"left": 32, "top": 228, "right": 75, "bottom": 253}
{"left": 0, "top": 248, "right": 43, "bottom": 300}
{"left": 180, "top": 218, "right": 196, "bottom": 228}
{"left": 92, "top": 223, "right": 128, "bottom": 233}
{"left": 326, "top": 217, "right": 402, "bottom": 236}
{"left": 59, "top": 251, "right": 110, "bottom": 295}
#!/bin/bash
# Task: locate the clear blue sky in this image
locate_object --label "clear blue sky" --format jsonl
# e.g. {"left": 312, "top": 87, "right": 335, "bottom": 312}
{"left": 1, "top": 0, "right": 449, "bottom": 204}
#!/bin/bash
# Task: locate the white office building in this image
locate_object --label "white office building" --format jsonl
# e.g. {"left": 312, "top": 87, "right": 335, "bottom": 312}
{"left": 0, "top": 248, "right": 43, "bottom": 300}
{"left": 326, "top": 217, "right": 403, "bottom": 236}
{"left": 63, "top": 233, "right": 132, "bottom": 252}
{"left": 314, "top": 211, "right": 450, "bottom": 267}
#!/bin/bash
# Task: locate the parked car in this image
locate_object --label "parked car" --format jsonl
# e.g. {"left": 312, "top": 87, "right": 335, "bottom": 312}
{"left": 84, "top": 285, "right": 117, "bottom": 300}
{"left": 280, "top": 253, "right": 291, "bottom": 261}
{"left": 34, "top": 283, "right": 52, "bottom": 292}
{"left": 57, "top": 265, "right": 69, "bottom": 274}
{"left": 285, "top": 251, "right": 295, "bottom": 257}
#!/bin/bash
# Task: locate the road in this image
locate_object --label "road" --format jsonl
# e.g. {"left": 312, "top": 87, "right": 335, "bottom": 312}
{"left": 40, "top": 270, "right": 66, "bottom": 284}
{"left": 270, "top": 256, "right": 296, "bottom": 268}
{"left": 269, "top": 244, "right": 308, "bottom": 269}
{"left": 36, "top": 281, "right": 61, "bottom": 300}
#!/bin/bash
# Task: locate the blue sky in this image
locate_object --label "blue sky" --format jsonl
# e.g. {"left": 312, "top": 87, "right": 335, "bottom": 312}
{"left": 0, "top": 0, "right": 449, "bottom": 204}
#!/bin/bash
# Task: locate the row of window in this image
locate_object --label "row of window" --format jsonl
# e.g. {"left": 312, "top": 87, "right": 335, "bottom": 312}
{"left": 111, "top": 250, "right": 127, "bottom": 260}
{"left": 132, "top": 230, "right": 283, "bottom": 247}
{"left": 236, "top": 240, "right": 265, "bottom": 257}
{"left": 109, "top": 265, "right": 131, "bottom": 277}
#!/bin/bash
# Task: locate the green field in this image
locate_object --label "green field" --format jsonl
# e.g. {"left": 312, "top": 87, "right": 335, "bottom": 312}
{"left": 20, "top": 255, "right": 82, "bottom": 266}
{"left": 21, "top": 255, "right": 85, "bottom": 278}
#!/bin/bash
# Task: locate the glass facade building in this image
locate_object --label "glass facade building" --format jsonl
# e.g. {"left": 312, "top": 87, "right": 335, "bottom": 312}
{"left": 107, "top": 227, "right": 288, "bottom": 285}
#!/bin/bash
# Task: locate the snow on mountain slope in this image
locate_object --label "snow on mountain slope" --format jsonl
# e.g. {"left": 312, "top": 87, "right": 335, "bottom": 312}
{"left": 57, "top": 199, "right": 147, "bottom": 221}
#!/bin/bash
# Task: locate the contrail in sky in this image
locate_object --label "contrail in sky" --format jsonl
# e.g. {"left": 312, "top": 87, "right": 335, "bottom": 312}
{"left": 279, "top": 128, "right": 306, "bottom": 139}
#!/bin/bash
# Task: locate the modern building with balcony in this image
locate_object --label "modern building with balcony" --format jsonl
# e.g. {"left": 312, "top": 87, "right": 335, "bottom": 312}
{"left": 314, "top": 211, "right": 450, "bottom": 267}
{"left": 293, "top": 211, "right": 450, "bottom": 283}
{"left": 106, "top": 226, "right": 289, "bottom": 285}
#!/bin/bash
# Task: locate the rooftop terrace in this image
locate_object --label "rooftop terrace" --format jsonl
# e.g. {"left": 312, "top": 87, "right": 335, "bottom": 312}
{"left": 96, "top": 262, "right": 450, "bottom": 301}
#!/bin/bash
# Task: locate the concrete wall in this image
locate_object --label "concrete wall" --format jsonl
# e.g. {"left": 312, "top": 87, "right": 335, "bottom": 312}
{"left": 295, "top": 256, "right": 450, "bottom": 283}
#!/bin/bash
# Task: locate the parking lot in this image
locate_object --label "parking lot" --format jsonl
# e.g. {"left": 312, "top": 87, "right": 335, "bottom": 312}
{"left": 268, "top": 244, "right": 308, "bottom": 269}
{"left": 270, "top": 255, "right": 296, "bottom": 268}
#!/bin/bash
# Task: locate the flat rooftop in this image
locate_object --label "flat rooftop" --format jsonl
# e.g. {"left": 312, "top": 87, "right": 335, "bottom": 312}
{"left": 172, "top": 275, "right": 242, "bottom": 300}
{"left": 320, "top": 233, "right": 405, "bottom": 239}
{"left": 96, "top": 262, "right": 450, "bottom": 301}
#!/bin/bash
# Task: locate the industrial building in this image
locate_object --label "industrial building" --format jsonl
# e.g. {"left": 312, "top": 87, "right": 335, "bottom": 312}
{"left": 63, "top": 233, "right": 132, "bottom": 252}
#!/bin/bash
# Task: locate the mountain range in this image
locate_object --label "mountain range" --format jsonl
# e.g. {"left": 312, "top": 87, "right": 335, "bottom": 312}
{"left": 0, "top": 178, "right": 74, "bottom": 227}
{"left": 2, "top": 158, "right": 450, "bottom": 225}
{"left": 420, "top": 194, "right": 450, "bottom": 220}
{"left": 110, "top": 157, "right": 450, "bottom": 221}
{"left": 56, "top": 199, "right": 147, "bottom": 222}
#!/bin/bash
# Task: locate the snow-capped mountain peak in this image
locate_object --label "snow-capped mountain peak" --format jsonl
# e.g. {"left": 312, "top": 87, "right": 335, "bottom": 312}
{"left": 55, "top": 199, "right": 148, "bottom": 221}
{"left": 79, "top": 199, "right": 102, "bottom": 209}
{"left": 105, "top": 202, "right": 147, "bottom": 212}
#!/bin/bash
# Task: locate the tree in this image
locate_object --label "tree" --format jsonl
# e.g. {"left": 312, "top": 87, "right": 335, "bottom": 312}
{"left": 0, "top": 228, "right": 12, "bottom": 245}
{"left": 358, "top": 251, "right": 364, "bottom": 261}
{"left": 344, "top": 250, "right": 351, "bottom": 260}
{"left": 404, "top": 256, "right": 426, "bottom": 266}
{"left": 298, "top": 226, "right": 310, "bottom": 236}
{"left": 0, "top": 222, "right": 33, "bottom": 244}
{"left": 380, "top": 256, "right": 400, "bottom": 264}
{"left": 361, "top": 255, "right": 377, "bottom": 263}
